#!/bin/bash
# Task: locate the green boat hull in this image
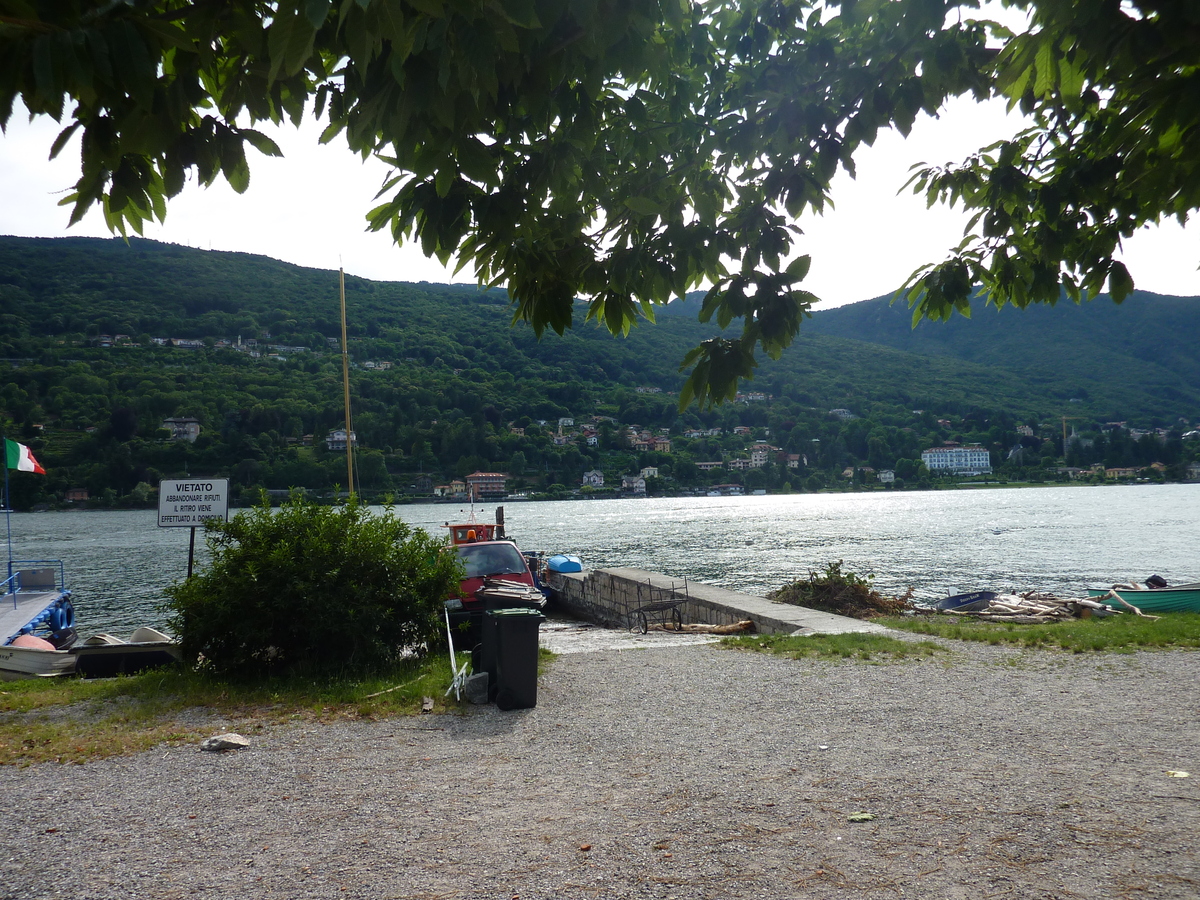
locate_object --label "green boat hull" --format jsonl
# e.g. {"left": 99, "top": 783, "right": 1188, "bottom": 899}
{"left": 1086, "top": 584, "right": 1200, "bottom": 613}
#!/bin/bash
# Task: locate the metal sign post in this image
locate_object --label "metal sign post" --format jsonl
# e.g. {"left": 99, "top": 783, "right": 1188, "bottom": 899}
{"left": 157, "top": 478, "right": 230, "bottom": 577}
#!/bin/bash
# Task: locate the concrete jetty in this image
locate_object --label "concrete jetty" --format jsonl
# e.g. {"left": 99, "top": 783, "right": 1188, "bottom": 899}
{"left": 550, "top": 567, "right": 886, "bottom": 635}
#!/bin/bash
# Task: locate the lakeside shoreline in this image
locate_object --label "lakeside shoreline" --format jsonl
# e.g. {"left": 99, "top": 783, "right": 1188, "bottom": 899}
{"left": 16, "top": 474, "right": 1192, "bottom": 514}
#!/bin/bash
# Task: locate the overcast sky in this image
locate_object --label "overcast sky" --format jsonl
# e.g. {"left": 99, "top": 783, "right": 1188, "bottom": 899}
{"left": 2, "top": 91, "right": 1196, "bottom": 311}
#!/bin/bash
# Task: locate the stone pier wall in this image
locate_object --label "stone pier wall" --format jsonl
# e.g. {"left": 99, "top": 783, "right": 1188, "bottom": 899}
{"left": 546, "top": 566, "right": 862, "bottom": 635}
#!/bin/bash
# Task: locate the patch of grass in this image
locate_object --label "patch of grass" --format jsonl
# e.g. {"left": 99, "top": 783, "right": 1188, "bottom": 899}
{"left": 0, "top": 653, "right": 467, "bottom": 767}
{"left": 722, "top": 632, "right": 946, "bottom": 662}
{"left": 880, "top": 612, "right": 1200, "bottom": 653}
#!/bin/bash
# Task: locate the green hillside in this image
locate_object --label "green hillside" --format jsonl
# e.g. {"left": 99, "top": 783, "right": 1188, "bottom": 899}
{"left": 0, "top": 236, "right": 1196, "bottom": 509}
{"left": 803, "top": 290, "right": 1200, "bottom": 420}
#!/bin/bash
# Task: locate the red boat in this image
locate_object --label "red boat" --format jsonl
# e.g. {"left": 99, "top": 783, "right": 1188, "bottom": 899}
{"left": 444, "top": 508, "right": 547, "bottom": 645}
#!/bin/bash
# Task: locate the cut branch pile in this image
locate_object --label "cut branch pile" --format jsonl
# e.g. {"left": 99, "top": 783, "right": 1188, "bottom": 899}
{"left": 770, "top": 561, "right": 915, "bottom": 620}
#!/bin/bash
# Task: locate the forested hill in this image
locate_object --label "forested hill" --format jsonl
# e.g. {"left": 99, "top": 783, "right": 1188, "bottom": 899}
{"left": 804, "top": 288, "right": 1200, "bottom": 411}
{"left": 3, "top": 235, "right": 1198, "bottom": 424}
{"left": 0, "top": 234, "right": 500, "bottom": 340}
{"left": 658, "top": 285, "right": 1200, "bottom": 415}
{"left": 0, "top": 235, "right": 1197, "bottom": 508}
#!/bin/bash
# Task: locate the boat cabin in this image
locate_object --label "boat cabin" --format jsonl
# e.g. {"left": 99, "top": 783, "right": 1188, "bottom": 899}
{"left": 447, "top": 522, "right": 500, "bottom": 545}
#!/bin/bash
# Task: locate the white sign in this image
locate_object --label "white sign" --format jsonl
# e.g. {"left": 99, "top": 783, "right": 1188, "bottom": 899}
{"left": 157, "top": 478, "right": 230, "bottom": 528}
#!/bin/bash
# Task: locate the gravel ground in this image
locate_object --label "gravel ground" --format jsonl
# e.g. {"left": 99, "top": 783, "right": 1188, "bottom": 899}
{"left": 1, "top": 638, "right": 1198, "bottom": 900}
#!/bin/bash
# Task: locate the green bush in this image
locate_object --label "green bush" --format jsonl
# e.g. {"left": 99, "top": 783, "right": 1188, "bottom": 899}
{"left": 165, "top": 494, "right": 462, "bottom": 676}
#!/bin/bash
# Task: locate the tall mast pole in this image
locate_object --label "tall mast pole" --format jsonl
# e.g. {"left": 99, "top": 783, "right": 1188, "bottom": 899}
{"left": 339, "top": 268, "right": 355, "bottom": 497}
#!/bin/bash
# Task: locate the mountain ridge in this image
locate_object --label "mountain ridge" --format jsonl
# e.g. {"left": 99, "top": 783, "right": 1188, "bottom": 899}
{"left": 2, "top": 235, "right": 1198, "bottom": 424}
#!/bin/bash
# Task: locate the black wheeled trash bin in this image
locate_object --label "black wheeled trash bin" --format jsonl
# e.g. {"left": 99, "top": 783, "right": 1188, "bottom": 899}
{"left": 483, "top": 608, "right": 545, "bottom": 710}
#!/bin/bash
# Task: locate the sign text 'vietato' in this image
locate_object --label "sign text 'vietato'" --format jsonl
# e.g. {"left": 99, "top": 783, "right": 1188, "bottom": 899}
{"left": 157, "top": 478, "right": 229, "bottom": 527}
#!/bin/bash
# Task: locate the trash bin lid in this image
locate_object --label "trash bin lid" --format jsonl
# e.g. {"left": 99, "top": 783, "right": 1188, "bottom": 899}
{"left": 487, "top": 607, "right": 545, "bottom": 618}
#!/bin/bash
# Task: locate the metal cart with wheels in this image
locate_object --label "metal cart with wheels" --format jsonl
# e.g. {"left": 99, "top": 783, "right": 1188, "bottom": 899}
{"left": 632, "top": 579, "right": 690, "bottom": 634}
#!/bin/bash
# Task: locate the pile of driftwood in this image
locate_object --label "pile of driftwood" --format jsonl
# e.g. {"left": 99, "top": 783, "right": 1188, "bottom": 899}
{"left": 939, "top": 591, "right": 1159, "bottom": 624}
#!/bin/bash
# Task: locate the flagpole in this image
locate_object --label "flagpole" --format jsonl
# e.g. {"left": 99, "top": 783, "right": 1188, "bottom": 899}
{"left": 2, "top": 436, "right": 12, "bottom": 581}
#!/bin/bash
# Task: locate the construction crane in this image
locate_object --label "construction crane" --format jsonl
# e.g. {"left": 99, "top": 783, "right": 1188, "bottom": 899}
{"left": 1062, "top": 416, "right": 1082, "bottom": 460}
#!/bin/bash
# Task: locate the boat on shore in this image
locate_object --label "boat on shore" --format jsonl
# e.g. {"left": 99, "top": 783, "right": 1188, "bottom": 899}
{"left": 934, "top": 590, "right": 997, "bottom": 613}
{"left": 0, "top": 560, "right": 79, "bottom": 678}
{"left": 72, "top": 627, "right": 182, "bottom": 678}
{"left": 1086, "top": 582, "right": 1200, "bottom": 614}
{"left": 2, "top": 562, "right": 184, "bottom": 679}
{"left": 3, "top": 439, "right": 183, "bottom": 679}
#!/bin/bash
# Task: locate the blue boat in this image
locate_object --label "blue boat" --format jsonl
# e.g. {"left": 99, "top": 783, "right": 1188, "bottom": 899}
{"left": 547, "top": 554, "right": 583, "bottom": 574}
{"left": 935, "top": 590, "right": 997, "bottom": 613}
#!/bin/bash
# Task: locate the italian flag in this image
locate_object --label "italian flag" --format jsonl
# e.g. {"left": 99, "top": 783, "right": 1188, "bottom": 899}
{"left": 5, "top": 439, "right": 45, "bottom": 474}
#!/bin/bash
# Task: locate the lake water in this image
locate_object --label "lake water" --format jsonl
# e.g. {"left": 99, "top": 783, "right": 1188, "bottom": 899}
{"left": 5, "top": 483, "right": 1198, "bottom": 634}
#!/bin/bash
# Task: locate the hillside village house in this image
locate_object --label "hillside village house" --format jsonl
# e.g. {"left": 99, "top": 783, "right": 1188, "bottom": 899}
{"left": 696, "top": 461, "right": 724, "bottom": 472}
{"left": 325, "top": 428, "right": 357, "bottom": 451}
{"left": 581, "top": 470, "right": 605, "bottom": 488}
{"left": 640, "top": 466, "right": 658, "bottom": 480}
{"left": 749, "top": 443, "right": 778, "bottom": 467}
{"left": 162, "top": 416, "right": 202, "bottom": 442}
{"left": 621, "top": 474, "right": 647, "bottom": 494}
{"left": 921, "top": 443, "right": 992, "bottom": 475}
{"left": 626, "top": 426, "right": 669, "bottom": 449}
{"left": 466, "top": 471, "right": 507, "bottom": 500}
{"left": 1105, "top": 467, "right": 1140, "bottom": 480}
{"left": 632, "top": 435, "right": 672, "bottom": 452}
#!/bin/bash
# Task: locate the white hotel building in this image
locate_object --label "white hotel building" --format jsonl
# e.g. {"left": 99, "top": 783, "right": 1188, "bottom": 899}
{"left": 921, "top": 444, "right": 993, "bottom": 475}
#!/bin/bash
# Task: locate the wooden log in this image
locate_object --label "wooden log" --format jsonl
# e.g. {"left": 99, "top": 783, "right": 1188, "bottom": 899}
{"left": 648, "top": 620, "right": 755, "bottom": 634}
{"left": 1100, "top": 590, "right": 1162, "bottom": 620}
